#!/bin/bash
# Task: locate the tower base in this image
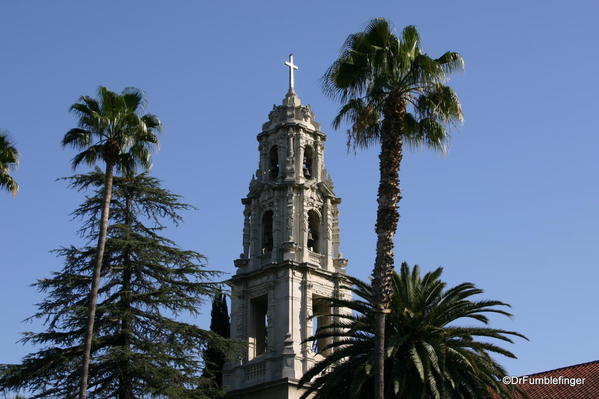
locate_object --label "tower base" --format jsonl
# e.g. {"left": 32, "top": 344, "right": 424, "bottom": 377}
{"left": 225, "top": 378, "right": 311, "bottom": 399}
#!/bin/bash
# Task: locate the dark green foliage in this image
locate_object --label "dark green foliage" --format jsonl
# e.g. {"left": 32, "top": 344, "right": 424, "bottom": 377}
{"left": 201, "top": 293, "right": 230, "bottom": 387}
{"left": 299, "top": 263, "right": 527, "bottom": 399}
{"left": 0, "top": 170, "right": 226, "bottom": 399}
{"left": 0, "top": 130, "right": 19, "bottom": 196}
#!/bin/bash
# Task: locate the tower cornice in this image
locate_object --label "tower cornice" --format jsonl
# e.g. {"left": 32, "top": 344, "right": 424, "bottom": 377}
{"left": 257, "top": 124, "right": 326, "bottom": 142}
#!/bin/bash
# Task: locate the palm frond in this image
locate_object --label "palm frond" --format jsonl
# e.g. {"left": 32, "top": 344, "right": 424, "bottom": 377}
{"left": 121, "top": 87, "right": 146, "bottom": 112}
{"left": 71, "top": 145, "right": 104, "bottom": 169}
{"left": 0, "top": 174, "right": 19, "bottom": 196}
{"left": 62, "top": 128, "right": 92, "bottom": 149}
{"left": 332, "top": 98, "right": 382, "bottom": 150}
{"left": 436, "top": 51, "right": 465, "bottom": 74}
{"left": 0, "top": 131, "right": 20, "bottom": 196}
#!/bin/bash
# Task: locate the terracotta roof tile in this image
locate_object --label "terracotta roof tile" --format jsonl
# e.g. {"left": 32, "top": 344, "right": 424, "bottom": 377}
{"left": 513, "top": 360, "right": 599, "bottom": 398}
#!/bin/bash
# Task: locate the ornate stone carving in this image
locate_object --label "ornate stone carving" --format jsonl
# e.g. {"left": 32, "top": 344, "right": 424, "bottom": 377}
{"left": 300, "top": 107, "right": 312, "bottom": 122}
{"left": 323, "top": 169, "right": 334, "bottom": 191}
{"left": 285, "top": 192, "right": 294, "bottom": 241}
{"left": 267, "top": 106, "right": 283, "bottom": 125}
{"left": 333, "top": 258, "right": 349, "bottom": 269}
{"left": 242, "top": 205, "right": 251, "bottom": 257}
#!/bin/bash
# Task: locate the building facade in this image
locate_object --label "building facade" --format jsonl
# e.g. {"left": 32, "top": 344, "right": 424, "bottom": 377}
{"left": 223, "top": 59, "right": 350, "bottom": 399}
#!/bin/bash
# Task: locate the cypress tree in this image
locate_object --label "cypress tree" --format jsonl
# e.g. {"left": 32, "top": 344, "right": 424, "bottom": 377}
{"left": 201, "top": 293, "right": 230, "bottom": 388}
{"left": 0, "top": 170, "right": 226, "bottom": 399}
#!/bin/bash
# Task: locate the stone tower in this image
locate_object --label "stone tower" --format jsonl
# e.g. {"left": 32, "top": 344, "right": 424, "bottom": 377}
{"left": 223, "top": 56, "right": 350, "bottom": 399}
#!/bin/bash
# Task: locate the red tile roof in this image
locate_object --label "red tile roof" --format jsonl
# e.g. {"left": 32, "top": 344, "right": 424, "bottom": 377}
{"left": 513, "top": 360, "right": 599, "bottom": 398}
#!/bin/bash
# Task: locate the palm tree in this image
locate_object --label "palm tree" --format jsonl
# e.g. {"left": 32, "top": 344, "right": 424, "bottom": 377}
{"left": 62, "top": 86, "right": 161, "bottom": 399}
{"left": 323, "top": 18, "right": 464, "bottom": 398}
{"left": 299, "top": 263, "right": 527, "bottom": 399}
{"left": 0, "top": 131, "right": 19, "bottom": 196}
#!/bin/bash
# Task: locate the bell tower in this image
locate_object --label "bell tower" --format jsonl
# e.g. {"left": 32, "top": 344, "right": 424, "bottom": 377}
{"left": 223, "top": 55, "right": 350, "bottom": 399}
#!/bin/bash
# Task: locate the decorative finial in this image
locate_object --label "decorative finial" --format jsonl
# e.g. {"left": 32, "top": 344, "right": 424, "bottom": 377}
{"left": 284, "top": 53, "right": 299, "bottom": 91}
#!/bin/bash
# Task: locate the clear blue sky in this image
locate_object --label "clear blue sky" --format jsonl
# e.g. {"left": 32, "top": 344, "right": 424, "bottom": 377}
{"left": 1, "top": 1, "right": 598, "bottom": 378}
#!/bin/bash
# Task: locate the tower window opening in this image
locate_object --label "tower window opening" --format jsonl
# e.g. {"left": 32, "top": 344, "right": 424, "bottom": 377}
{"left": 303, "top": 146, "right": 314, "bottom": 179}
{"left": 307, "top": 210, "right": 320, "bottom": 253}
{"left": 312, "top": 296, "right": 332, "bottom": 355}
{"left": 268, "top": 146, "right": 279, "bottom": 180}
{"left": 262, "top": 210, "right": 273, "bottom": 254}
{"left": 250, "top": 295, "right": 268, "bottom": 358}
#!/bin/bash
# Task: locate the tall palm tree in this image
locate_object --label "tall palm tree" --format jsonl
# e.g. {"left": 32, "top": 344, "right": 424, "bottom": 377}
{"left": 62, "top": 86, "right": 161, "bottom": 399}
{"left": 323, "top": 18, "right": 464, "bottom": 398}
{"left": 0, "top": 131, "right": 19, "bottom": 196}
{"left": 299, "top": 263, "right": 527, "bottom": 399}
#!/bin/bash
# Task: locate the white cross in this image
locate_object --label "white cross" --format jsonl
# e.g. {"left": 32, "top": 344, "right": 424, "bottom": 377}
{"left": 284, "top": 53, "right": 299, "bottom": 90}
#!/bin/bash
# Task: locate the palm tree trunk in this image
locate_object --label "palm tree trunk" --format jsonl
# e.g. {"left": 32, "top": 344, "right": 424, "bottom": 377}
{"left": 372, "top": 95, "right": 404, "bottom": 399}
{"left": 79, "top": 162, "right": 115, "bottom": 399}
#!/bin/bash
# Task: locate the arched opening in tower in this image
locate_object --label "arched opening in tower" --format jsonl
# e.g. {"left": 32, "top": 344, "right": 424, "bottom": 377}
{"left": 303, "top": 145, "right": 314, "bottom": 179}
{"left": 268, "top": 146, "right": 279, "bottom": 180}
{"left": 261, "top": 210, "right": 273, "bottom": 254}
{"left": 307, "top": 210, "right": 320, "bottom": 253}
{"left": 249, "top": 294, "right": 268, "bottom": 358}
{"left": 312, "top": 295, "right": 332, "bottom": 356}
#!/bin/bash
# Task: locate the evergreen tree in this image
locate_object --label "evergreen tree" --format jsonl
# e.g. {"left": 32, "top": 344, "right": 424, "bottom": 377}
{"left": 0, "top": 170, "right": 226, "bottom": 399}
{"left": 201, "top": 292, "right": 230, "bottom": 388}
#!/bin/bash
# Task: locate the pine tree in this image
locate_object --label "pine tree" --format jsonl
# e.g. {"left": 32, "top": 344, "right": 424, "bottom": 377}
{"left": 201, "top": 293, "right": 230, "bottom": 388}
{"left": 0, "top": 170, "right": 226, "bottom": 399}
